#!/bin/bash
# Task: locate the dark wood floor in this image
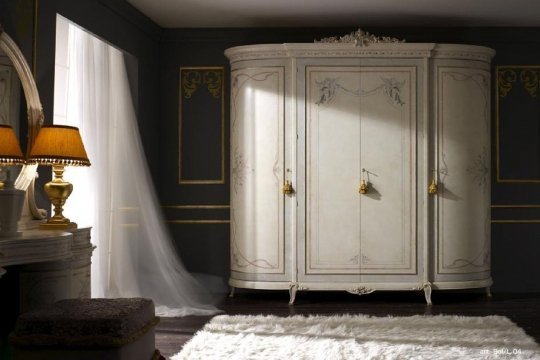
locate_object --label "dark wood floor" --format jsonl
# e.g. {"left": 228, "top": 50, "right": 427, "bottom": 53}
{"left": 155, "top": 290, "right": 540, "bottom": 359}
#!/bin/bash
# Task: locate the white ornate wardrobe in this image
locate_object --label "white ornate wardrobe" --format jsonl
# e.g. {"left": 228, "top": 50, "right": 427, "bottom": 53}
{"left": 226, "top": 31, "right": 494, "bottom": 304}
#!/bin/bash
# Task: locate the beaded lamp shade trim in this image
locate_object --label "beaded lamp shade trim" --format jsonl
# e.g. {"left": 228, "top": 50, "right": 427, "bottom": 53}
{"left": 0, "top": 157, "right": 25, "bottom": 165}
{"left": 26, "top": 156, "right": 91, "bottom": 167}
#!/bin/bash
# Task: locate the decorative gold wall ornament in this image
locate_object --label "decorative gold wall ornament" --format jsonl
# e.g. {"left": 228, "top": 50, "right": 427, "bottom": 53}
{"left": 181, "top": 69, "right": 223, "bottom": 98}
{"left": 315, "top": 28, "right": 405, "bottom": 46}
{"left": 182, "top": 71, "right": 201, "bottom": 99}
{"left": 520, "top": 69, "right": 539, "bottom": 97}
{"left": 203, "top": 70, "right": 223, "bottom": 98}
{"left": 497, "top": 68, "right": 516, "bottom": 98}
{"left": 498, "top": 67, "right": 539, "bottom": 98}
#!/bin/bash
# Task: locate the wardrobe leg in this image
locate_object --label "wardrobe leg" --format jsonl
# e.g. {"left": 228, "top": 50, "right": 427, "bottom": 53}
{"left": 289, "top": 284, "right": 298, "bottom": 305}
{"left": 423, "top": 284, "right": 433, "bottom": 306}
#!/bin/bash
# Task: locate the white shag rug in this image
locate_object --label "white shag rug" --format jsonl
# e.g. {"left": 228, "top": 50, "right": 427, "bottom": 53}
{"left": 172, "top": 314, "right": 540, "bottom": 360}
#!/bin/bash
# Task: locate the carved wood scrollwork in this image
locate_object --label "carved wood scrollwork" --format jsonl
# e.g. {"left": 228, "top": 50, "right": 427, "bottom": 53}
{"left": 0, "top": 26, "right": 46, "bottom": 222}
{"left": 346, "top": 287, "right": 376, "bottom": 296}
{"left": 315, "top": 28, "right": 405, "bottom": 46}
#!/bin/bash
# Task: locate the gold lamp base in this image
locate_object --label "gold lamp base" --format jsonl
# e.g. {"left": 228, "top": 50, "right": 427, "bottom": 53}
{"left": 39, "top": 220, "right": 77, "bottom": 230}
{"left": 41, "top": 164, "right": 78, "bottom": 230}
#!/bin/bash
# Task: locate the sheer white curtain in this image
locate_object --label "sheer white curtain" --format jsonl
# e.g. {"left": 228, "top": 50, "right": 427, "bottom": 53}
{"left": 55, "top": 17, "right": 220, "bottom": 316}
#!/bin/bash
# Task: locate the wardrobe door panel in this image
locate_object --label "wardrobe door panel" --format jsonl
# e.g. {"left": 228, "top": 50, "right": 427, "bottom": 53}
{"left": 305, "top": 66, "right": 417, "bottom": 275}
{"left": 230, "top": 67, "right": 285, "bottom": 275}
{"left": 305, "top": 67, "right": 362, "bottom": 273}
{"left": 436, "top": 64, "right": 491, "bottom": 276}
{"left": 358, "top": 68, "right": 417, "bottom": 274}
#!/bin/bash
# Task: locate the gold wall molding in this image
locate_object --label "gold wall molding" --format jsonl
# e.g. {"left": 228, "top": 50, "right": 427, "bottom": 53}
{"left": 496, "top": 65, "right": 540, "bottom": 183}
{"left": 491, "top": 204, "right": 540, "bottom": 222}
{"left": 178, "top": 66, "right": 225, "bottom": 185}
{"left": 162, "top": 204, "right": 230, "bottom": 209}
{"left": 491, "top": 220, "right": 540, "bottom": 223}
{"left": 163, "top": 204, "right": 230, "bottom": 224}
{"left": 491, "top": 204, "right": 540, "bottom": 208}
{"left": 167, "top": 220, "right": 230, "bottom": 224}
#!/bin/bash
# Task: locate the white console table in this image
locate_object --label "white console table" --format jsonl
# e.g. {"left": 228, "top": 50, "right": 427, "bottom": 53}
{"left": 0, "top": 227, "right": 94, "bottom": 312}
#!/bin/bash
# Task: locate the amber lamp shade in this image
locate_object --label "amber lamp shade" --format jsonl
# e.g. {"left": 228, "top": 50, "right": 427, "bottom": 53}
{"left": 0, "top": 124, "right": 25, "bottom": 166}
{"left": 27, "top": 125, "right": 91, "bottom": 230}
{"left": 0, "top": 125, "right": 25, "bottom": 237}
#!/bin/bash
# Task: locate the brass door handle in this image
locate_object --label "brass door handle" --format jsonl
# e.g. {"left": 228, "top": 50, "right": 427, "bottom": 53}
{"left": 428, "top": 178, "right": 438, "bottom": 195}
{"left": 283, "top": 180, "right": 294, "bottom": 195}
{"left": 358, "top": 179, "right": 369, "bottom": 194}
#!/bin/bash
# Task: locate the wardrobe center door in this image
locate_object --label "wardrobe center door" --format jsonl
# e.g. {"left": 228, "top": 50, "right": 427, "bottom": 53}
{"left": 230, "top": 67, "right": 286, "bottom": 276}
{"left": 305, "top": 65, "right": 417, "bottom": 275}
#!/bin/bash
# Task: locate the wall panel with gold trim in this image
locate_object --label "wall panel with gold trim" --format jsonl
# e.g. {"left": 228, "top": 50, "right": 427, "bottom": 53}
{"left": 493, "top": 65, "right": 540, "bottom": 207}
{"left": 178, "top": 67, "right": 225, "bottom": 184}
{"left": 161, "top": 28, "right": 540, "bottom": 293}
{"left": 497, "top": 66, "right": 540, "bottom": 182}
{"left": 162, "top": 204, "right": 230, "bottom": 224}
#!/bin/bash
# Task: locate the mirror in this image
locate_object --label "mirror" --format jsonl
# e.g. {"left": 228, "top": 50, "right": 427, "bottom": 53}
{"left": 0, "top": 25, "right": 46, "bottom": 224}
{"left": 0, "top": 44, "right": 21, "bottom": 135}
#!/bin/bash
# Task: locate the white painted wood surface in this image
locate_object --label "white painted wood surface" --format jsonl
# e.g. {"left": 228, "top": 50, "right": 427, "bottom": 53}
{"left": 0, "top": 227, "right": 94, "bottom": 311}
{"left": 226, "top": 42, "right": 495, "bottom": 304}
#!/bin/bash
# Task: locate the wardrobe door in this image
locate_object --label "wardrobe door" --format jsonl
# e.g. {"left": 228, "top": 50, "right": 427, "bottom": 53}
{"left": 434, "top": 61, "right": 491, "bottom": 280}
{"left": 230, "top": 66, "right": 287, "bottom": 280}
{"left": 302, "top": 64, "right": 418, "bottom": 278}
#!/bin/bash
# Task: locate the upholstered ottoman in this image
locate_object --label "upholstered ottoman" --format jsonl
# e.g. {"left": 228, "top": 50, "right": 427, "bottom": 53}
{"left": 9, "top": 298, "right": 161, "bottom": 360}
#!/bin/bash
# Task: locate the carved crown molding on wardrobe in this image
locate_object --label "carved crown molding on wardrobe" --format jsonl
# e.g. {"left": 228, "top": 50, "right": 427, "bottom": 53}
{"left": 224, "top": 44, "right": 495, "bottom": 63}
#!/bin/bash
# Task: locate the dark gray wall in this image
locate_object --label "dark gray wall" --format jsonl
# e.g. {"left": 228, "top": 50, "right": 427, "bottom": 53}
{"left": 2, "top": 0, "right": 539, "bottom": 294}
{"left": 36, "top": 0, "right": 162, "bottom": 176}
{"left": 1, "top": 0, "right": 162, "bottom": 211}
{"left": 0, "top": 1, "right": 161, "bottom": 352}
{"left": 160, "top": 27, "right": 540, "bottom": 293}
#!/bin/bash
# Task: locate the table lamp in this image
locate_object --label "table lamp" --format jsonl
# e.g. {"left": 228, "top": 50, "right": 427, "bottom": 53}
{"left": 0, "top": 124, "right": 26, "bottom": 237}
{"left": 27, "top": 125, "right": 91, "bottom": 229}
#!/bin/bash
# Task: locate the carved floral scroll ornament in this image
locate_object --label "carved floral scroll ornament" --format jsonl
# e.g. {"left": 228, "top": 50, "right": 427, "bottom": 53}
{"left": 346, "top": 287, "right": 376, "bottom": 296}
{"left": 466, "top": 147, "right": 489, "bottom": 188}
{"left": 520, "top": 69, "right": 539, "bottom": 97}
{"left": 498, "top": 67, "right": 539, "bottom": 98}
{"left": 315, "top": 28, "right": 405, "bottom": 46}
{"left": 316, "top": 77, "right": 406, "bottom": 106}
{"left": 231, "top": 147, "right": 251, "bottom": 195}
{"left": 182, "top": 69, "right": 223, "bottom": 99}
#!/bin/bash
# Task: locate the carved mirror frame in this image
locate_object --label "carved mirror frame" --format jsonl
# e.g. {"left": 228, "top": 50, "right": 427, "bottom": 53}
{"left": 0, "top": 26, "right": 46, "bottom": 222}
